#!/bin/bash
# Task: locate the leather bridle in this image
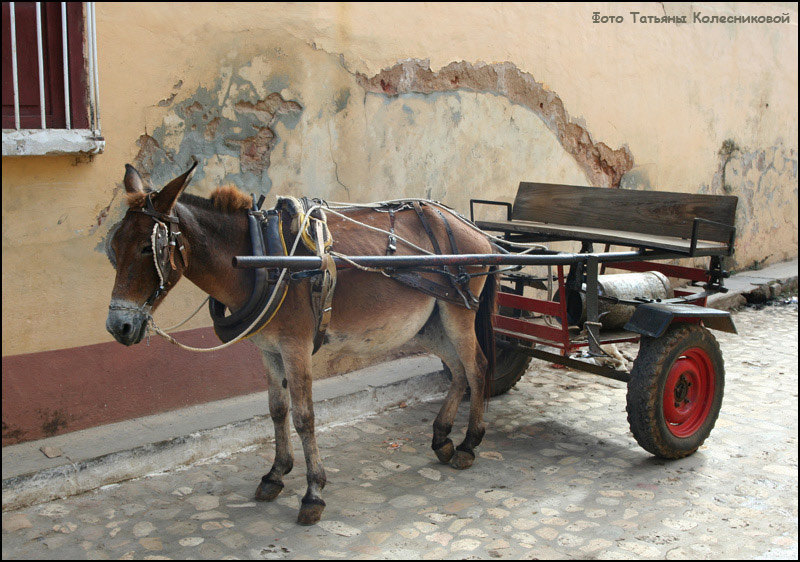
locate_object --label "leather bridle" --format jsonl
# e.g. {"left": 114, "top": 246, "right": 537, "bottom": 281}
{"left": 111, "top": 193, "right": 187, "bottom": 314}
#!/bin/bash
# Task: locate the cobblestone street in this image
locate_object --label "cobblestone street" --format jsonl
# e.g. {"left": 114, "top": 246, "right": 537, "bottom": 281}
{"left": 2, "top": 303, "right": 797, "bottom": 560}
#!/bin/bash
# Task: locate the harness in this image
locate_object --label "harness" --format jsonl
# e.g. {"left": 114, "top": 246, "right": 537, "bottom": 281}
{"left": 208, "top": 198, "right": 290, "bottom": 343}
{"left": 122, "top": 188, "right": 476, "bottom": 353}
{"left": 208, "top": 195, "right": 336, "bottom": 352}
{"left": 371, "top": 201, "right": 479, "bottom": 309}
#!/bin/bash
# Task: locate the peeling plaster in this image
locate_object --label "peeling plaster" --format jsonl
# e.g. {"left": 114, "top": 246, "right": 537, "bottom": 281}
{"left": 355, "top": 59, "right": 634, "bottom": 188}
{"left": 132, "top": 85, "right": 302, "bottom": 193}
{"left": 711, "top": 142, "right": 798, "bottom": 269}
{"left": 620, "top": 140, "right": 798, "bottom": 270}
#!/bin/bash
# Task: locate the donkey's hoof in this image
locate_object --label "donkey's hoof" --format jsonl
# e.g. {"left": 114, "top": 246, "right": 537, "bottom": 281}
{"left": 433, "top": 439, "right": 455, "bottom": 464}
{"left": 297, "top": 498, "right": 326, "bottom": 526}
{"left": 255, "top": 479, "right": 284, "bottom": 502}
{"left": 450, "top": 450, "right": 475, "bottom": 470}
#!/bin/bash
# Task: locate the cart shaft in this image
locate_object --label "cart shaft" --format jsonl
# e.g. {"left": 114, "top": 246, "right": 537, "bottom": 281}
{"left": 233, "top": 250, "right": 676, "bottom": 271}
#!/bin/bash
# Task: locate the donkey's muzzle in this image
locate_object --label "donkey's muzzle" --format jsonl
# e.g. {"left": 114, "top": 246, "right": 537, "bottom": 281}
{"left": 106, "top": 302, "right": 148, "bottom": 346}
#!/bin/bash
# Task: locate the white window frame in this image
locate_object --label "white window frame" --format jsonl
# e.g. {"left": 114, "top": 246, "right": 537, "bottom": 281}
{"left": 2, "top": 1, "right": 104, "bottom": 157}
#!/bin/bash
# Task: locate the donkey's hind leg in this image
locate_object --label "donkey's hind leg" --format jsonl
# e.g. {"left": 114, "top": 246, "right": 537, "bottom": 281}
{"left": 415, "top": 309, "right": 468, "bottom": 465}
{"left": 255, "top": 351, "right": 294, "bottom": 502}
{"left": 439, "top": 303, "right": 488, "bottom": 470}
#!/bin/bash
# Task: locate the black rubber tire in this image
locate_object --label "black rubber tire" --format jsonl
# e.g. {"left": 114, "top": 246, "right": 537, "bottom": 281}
{"left": 441, "top": 344, "right": 532, "bottom": 398}
{"left": 626, "top": 324, "right": 725, "bottom": 459}
{"left": 490, "top": 345, "right": 532, "bottom": 396}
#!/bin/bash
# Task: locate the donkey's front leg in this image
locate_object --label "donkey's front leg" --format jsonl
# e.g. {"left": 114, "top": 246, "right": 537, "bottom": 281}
{"left": 283, "top": 349, "right": 327, "bottom": 525}
{"left": 255, "top": 352, "right": 294, "bottom": 502}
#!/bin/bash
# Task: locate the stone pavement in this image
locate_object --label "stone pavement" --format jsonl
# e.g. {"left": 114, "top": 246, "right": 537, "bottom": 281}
{"left": 2, "top": 302, "right": 797, "bottom": 560}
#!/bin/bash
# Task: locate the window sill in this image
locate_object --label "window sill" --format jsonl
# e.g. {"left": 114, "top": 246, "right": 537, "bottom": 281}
{"left": 2, "top": 129, "right": 105, "bottom": 157}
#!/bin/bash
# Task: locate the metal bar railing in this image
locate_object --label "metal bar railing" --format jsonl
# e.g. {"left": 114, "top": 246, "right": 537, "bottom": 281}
{"left": 85, "top": 2, "right": 96, "bottom": 132}
{"left": 5, "top": 2, "right": 99, "bottom": 134}
{"left": 88, "top": 1, "right": 100, "bottom": 134}
{"left": 9, "top": 2, "right": 21, "bottom": 129}
{"left": 35, "top": 2, "right": 46, "bottom": 128}
{"left": 61, "top": 2, "right": 71, "bottom": 129}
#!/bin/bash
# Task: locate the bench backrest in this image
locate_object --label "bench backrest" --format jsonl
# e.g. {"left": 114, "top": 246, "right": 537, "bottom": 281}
{"left": 512, "top": 182, "right": 738, "bottom": 242}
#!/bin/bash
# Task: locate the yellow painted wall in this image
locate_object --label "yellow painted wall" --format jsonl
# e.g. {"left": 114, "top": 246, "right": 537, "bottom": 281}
{"left": 2, "top": 2, "right": 797, "bottom": 357}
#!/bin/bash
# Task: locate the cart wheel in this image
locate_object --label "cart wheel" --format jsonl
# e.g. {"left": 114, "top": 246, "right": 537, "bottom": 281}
{"left": 491, "top": 345, "right": 533, "bottom": 396}
{"left": 442, "top": 343, "right": 532, "bottom": 398}
{"left": 626, "top": 324, "right": 724, "bottom": 459}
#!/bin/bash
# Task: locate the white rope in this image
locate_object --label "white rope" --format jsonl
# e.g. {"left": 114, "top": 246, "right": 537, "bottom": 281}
{"left": 161, "top": 296, "right": 210, "bottom": 331}
{"left": 320, "top": 206, "right": 435, "bottom": 255}
{"left": 150, "top": 221, "right": 167, "bottom": 289}
{"left": 330, "top": 251, "right": 392, "bottom": 277}
{"left": 326, "top": 198, "right": 549, "bottom": 251}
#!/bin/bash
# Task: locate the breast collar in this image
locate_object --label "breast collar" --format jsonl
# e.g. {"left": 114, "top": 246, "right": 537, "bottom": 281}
{"left": 207, "top": 196, "right": 290, "bottom": 343}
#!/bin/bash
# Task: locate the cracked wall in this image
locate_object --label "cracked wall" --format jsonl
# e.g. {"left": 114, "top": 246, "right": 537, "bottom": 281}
{"left": 356, "top": 60, "right": 634, "bottom": 188}
{"left": 2, "top": 2, "right": 797, "bottom": 360}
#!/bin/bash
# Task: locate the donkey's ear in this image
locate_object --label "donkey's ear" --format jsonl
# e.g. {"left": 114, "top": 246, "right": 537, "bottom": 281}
{"left": 154, "top": 158, "right": 199, "bottom": 214}
{"left": 123, "top": 164, "right": 145, "bottom": 194}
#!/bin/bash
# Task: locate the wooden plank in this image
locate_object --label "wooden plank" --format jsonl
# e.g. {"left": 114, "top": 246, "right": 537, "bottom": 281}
{"left": 497, "top": 292, "right": 562, "bottom": 316}
{"left": 494, "top": 315, "right": 566, "bottom": 344}
{"left": 476, "top": 219, "right": 731, "bottom": 255}
{"left": 512, "top": 183, "right": 738, "bottom": 242}
{"left": 495, "top": 328, "right": 560, "bottom": 349}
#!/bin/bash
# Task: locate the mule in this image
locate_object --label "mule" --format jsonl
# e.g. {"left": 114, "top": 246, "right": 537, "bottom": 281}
{"left": 106, "top": 162, "right": 496, "bottom": 525}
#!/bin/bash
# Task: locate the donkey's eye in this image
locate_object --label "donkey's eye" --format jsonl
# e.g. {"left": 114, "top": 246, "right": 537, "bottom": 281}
{"left": 142, "top": 245, "right": 153, "bottom": 255}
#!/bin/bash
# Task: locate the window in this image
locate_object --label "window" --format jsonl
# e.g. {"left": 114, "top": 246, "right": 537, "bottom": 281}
{"left": 2, "top": 2, "right": 103, "bottom": 156}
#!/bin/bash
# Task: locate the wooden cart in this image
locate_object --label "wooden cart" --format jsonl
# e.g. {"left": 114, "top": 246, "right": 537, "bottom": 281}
{"left": 235, "top": 182, "right": 739, "bottom": 459}
{"left": 472, "top": 182, "right": 738, "bottom": 458}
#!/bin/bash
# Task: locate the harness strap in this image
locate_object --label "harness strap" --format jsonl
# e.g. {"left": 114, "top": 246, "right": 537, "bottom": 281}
{"left": 408, "top": 201, "right": 475, "bottom": 309}
{"left": 387, "top": 270, "right": 465, "bottom": 304}
{"left": 387, "top": 209, "right": 397, "bottom": 254}
{"left": 310, "top": 218, "right": 337, "bottom": 354}
{"left": 312, "top": 253, "right": 337, "bottom": 353}
{"left": 436, "top": 209, "right": 479, "bottom": 308}
{"left": 412, "top": 201, "right": 442, "bottom": 255}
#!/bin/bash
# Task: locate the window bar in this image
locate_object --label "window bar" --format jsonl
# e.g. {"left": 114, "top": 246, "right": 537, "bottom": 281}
{"left": 84, "top": 2, "right": 96, "bottom": 133}
{"left": 84, "top": 2, "right": 101, "bottom": 135}
{"left": 61, "top": 2, "right": 71, "bottom": 129}
{"left": 90, "top": 2, "right": 101, "bottom": 135}
{"left": 35, "top": 2, "right": 46, "bottom": 128}
{"left": 9, "top": 2, "right": 21, "bottom": 129}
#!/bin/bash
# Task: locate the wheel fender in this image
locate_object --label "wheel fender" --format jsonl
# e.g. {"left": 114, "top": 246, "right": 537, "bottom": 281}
{"left": 624, "top": 302, "right": 737, "bottom": 338}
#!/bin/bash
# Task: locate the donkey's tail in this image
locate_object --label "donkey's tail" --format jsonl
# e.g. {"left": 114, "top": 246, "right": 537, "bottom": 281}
{"left": 475, "top": 267, "right": 497, "bottom": 402}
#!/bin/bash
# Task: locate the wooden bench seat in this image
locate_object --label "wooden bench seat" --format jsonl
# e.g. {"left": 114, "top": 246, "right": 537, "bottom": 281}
{"left": 474, "top": 182, "right": 738, "bottom": 256}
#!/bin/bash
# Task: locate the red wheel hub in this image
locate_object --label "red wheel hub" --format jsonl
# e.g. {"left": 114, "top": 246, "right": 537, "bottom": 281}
{"left": 663, "top": 348, "right": 715, "bottom": 438}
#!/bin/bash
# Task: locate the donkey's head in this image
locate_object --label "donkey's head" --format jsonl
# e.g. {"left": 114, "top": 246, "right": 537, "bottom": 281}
{"left": 106, "top": 161, "right": 196, "bottom": 345}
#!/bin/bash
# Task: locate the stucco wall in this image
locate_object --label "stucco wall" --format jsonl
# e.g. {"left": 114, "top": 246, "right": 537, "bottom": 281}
{"left": 3, "top": 1, "right": 797, "bottom": 361}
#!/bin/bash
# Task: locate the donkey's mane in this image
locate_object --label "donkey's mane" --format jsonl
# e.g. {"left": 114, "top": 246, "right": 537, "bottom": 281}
{"left": 125, "top": 185, "right": 252, "bottom": 213}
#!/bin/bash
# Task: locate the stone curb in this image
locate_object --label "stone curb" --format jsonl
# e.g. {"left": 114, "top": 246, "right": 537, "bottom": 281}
{"left": 707, "top": 258, "right": 798, "bottom": 310}
{"left": 2, "top": 357, "right": 449, "bottom": 512}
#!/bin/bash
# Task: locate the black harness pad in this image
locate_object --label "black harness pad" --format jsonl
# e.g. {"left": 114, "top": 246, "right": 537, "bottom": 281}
{"left": 209, "top": 207, "right": 288, "bottom": 342}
